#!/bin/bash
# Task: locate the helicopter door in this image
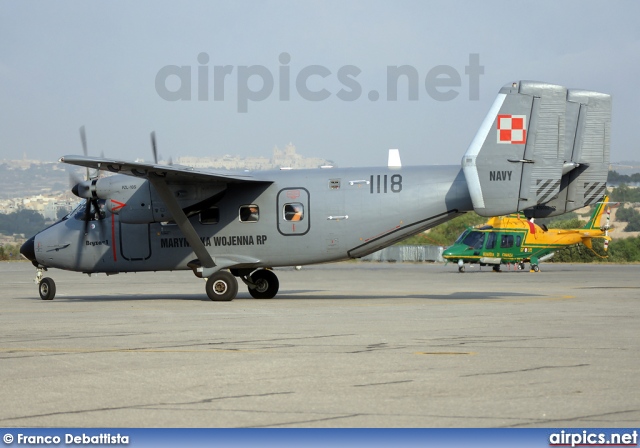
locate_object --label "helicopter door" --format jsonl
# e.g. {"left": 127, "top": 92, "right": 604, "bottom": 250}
{"left": 277, "top": 188, "right": 310, "bottom": 236}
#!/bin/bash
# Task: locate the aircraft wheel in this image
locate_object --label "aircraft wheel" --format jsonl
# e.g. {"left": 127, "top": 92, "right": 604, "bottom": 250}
{"left": 458, "top": 265, "right": 465, "bottom": 273}
{"left": 531, "top": 265, "right": 540, "bottom": 273}
{"left": 518, "top": 262, "right": 525, "bottom": 271}
{"left": 492, "top": 265, "right": 501, "bottom": 272}
{"left": 248, "top": 269, "right": 279, "bottom": 299}
{"left": 206, "top": 271, "right": 238, "bottom": 302}
{"left": 39, "top": 277, "right": 56, "bottom": 300}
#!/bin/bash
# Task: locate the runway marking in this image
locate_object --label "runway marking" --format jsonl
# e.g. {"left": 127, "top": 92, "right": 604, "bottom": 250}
{"left": 415, "top": 351, "right": 476, "bottom": 356}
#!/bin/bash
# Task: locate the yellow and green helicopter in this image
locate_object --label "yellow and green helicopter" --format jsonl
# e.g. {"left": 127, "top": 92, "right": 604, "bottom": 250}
{"left": 442, "top": 196, "right": 613, "bottom": 272}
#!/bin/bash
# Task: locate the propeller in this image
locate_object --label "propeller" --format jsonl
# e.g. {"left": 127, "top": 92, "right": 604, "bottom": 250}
{"left": 150, "top": 131, "right": 173, "bottom": 165}
{"left": 71, "top": 126, "right": 103, "bottom": 235}
{"left": 151, "top": 131, "right": 158, "bottom": 164}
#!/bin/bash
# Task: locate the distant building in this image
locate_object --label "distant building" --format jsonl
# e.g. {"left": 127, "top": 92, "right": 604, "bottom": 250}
{"left": 175, "top": 143, "right": 332, "bottom": 170}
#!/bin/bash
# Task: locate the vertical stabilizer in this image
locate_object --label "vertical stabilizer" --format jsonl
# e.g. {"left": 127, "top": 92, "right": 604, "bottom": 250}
{"left": 462, "top": 81, "right": 611, "bottom": 217}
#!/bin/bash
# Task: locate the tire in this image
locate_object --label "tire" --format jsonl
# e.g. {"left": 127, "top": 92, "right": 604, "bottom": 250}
{"left": 518, "top": 262, "right": 525, "bottom": 271}
{"left": 531, "top": 265, "right": 540, "bottom": 273}
{"left": 205, "top": 271, "right": 238, "bottom": 301}
{"left": 39, "top": 277, "right": 56, "bottom": 300}
{"left": 458, "top": 265, "right": 465, "bottom": 273}
{"left": 492, "top": 265, "right": 501, "bottom": 272}
{"left": 248, "top": 269, "right": 279, "bottom": 299}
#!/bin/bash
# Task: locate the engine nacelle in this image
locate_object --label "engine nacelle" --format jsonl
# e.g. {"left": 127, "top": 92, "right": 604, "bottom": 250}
{"left": 98, "top": 176, "right": 155, "bottom": 224}
{"left": 80, "top": 174, "right": 228, "bottom": 224}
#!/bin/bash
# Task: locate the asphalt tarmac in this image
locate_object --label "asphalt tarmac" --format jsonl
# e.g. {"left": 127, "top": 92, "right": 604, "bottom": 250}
{"left": 1, "top": 261, "right": 638, "bottom": 428}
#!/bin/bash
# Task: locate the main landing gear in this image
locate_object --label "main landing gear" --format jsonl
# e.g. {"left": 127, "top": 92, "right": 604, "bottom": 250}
{"left": 205, "top": 268, "right": 280, "bottom": 302}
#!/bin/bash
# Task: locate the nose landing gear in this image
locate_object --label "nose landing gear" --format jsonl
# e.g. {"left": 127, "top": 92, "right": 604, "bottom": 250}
{"left": 35, "top": 268, "right": 56, "bottom": 300}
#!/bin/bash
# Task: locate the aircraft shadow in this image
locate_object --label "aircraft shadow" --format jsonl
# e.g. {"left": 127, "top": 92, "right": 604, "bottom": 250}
{"left": 23, "top": 290, "right": 543, "bottom": 302}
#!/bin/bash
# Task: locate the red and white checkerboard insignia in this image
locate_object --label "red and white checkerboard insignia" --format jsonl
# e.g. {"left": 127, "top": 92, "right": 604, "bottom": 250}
{"left": 497, "top": 114, "right": 527, "bottom": 144}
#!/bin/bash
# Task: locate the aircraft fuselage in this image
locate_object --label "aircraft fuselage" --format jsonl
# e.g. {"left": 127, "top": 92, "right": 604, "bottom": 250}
{"left": 31, "top": 165, "right": 472, "bottom": 274}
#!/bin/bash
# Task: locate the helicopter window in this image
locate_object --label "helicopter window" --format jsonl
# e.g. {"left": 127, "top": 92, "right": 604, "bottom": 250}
{"left": 516, "top": 235, "right": 522, "bottom": 247}
{"left": 283, "top": 203, "right": 304, "bottom": 221}
{"left": 500, "top": 234, "right": 514, "bottom": 248}
{"left": 73, "top": 200, "right": 107, "bottom": 221}
{"left": 239, "top": 205, "right": 259, "bottom": 223}
{"left": 200, "top": 207, "right": 220, "bottom": 225}
{"left": 485, "top": 232, "right": 497, "bottom": 249}
{"left": 461, "top": 231, "right": 485, "bottom": 249}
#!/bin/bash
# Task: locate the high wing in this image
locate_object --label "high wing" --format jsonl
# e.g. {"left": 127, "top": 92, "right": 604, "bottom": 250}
{"left": 59, "top": 155, "right": 273, "bottom": 184}
{"left": 60, "top": 155, "right": 272, "bottom": 274}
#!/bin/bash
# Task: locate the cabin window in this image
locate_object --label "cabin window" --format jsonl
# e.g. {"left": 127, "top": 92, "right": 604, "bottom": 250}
{"left": 461, "top": 231, "right": 485, "bottom": 249}
{"left": 516, "top": 235, "right": 522, "bottom": 247}
{"left": 485, "top": 232, "right": 497, "bottom": 249}
{"left": 200, "top": 207, "right": 219, "bottom": 225}
{"left": 283, "top": 203, "right": 304, "bottom": 221}
{"left": 239, "top": 205, "right": 259, "bottom": 222}
{"left": 500, "top": 234, "right": 514, "bottom": 248}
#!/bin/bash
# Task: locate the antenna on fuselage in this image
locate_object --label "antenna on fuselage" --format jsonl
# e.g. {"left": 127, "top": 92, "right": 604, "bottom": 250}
{"left": 388, "top": 149, "right": 401, "bottom": 168}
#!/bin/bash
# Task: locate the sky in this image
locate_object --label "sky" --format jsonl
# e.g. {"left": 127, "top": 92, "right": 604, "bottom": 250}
{"left": 1, "top": 0, "right": 639, "bottom": 168}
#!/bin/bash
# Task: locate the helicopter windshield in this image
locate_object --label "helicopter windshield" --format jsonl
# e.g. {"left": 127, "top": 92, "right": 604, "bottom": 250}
{"left": 454, "top": 229, "right": 470, "bottom": 244}
{"left": 460, "top": 230, "right": 485, "bottom": 249}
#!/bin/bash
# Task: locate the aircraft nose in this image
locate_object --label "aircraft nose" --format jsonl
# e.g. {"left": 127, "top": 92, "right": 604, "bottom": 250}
{"left": 20, "top": 236, "right": 36, "bottom": 263}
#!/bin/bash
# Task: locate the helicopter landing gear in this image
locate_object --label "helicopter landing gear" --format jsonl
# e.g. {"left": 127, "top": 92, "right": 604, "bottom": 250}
{"left": 529, "top": 256, "right": 540, "bottom": 273}
{"left": 492, "top": 265, "right": 501, "bottom": 272}
{"left": 34, "top": 267, "right": 56, "bottom": 300}
{"left": 518, "top": 262, "right": 526, "bottom": 271}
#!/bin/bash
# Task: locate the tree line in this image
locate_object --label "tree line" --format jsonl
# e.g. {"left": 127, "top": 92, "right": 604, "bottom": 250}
{"left": 397, "top": 183, "right": 640, "bottom": 262}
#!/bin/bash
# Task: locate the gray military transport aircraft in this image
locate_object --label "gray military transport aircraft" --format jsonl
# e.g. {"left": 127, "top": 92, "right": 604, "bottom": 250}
{"left": 20, "top": 81, "right": 611, "bottom": 302}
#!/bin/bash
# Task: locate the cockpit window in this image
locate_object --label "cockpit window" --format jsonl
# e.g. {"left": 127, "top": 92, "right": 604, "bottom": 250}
{"left": 454, "top": 229, "right": 470, "bottom": 244}
{"left": 461, "top": 231, "right": 485, "bottom": 249}
{"left": 73, "top": 199, "right": 107, "bottom": 221}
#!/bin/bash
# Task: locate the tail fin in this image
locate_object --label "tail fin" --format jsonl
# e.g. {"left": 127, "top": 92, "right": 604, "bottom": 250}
{"left": 462, "top": 81, "right": 611, "bottom": 217}
{"left": 582, "top": 195, "right": 609, "bottom": 230}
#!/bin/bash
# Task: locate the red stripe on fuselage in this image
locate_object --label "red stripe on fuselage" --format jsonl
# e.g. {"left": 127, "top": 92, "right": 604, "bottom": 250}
{"left": 111, "top": 213, "right": 117, "bottom": 262}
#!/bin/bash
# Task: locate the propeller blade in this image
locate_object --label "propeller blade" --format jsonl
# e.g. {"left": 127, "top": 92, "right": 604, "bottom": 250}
{"left": 83, "top": 198, "right": 91, "bottom": 235}
{"left": 150, "top": 131, "right": 158, "bottom": 164}
{"left": 80, "top": 126, "right": 88, "bottom": 156}
{"left": 68, "top": 169, "right": 83, "bottom": 190}
{"left": 79, "top": 126, "right": 90, "bottom": 180}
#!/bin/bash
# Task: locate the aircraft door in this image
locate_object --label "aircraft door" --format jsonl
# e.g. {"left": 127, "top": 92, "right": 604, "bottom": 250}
{"left": 119, "top": 222, "right": 151, "bottom": 260}
{"left": 277, "top": 188, "right": 310, "bottom": 236}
